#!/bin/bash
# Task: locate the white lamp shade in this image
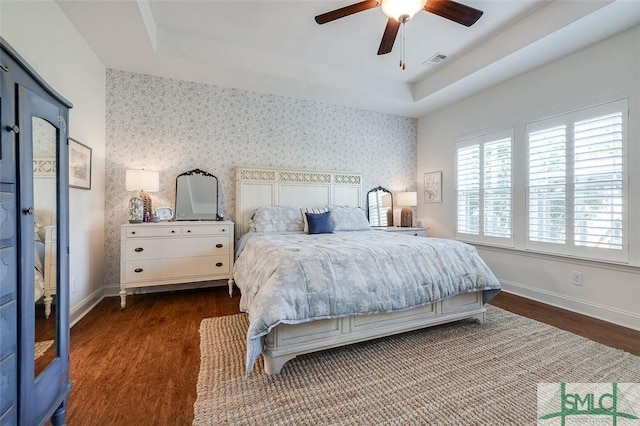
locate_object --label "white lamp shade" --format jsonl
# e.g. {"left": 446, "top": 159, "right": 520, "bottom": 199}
{"left": 381, "top": 0, "right": 427, "bottom": 21}
{"left": 126, "top": 169, "right": 159, "bottom": 192}
{"left": 396, "top": 191, "right": 417, "bottom": 207}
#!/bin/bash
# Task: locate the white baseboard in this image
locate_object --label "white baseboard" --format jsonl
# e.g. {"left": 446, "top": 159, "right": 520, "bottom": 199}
{"left": 499, "top": 280, "right": 640, "bottom": 331}
{"left": 70, "top": 287, "right": 104, "bottom": 328}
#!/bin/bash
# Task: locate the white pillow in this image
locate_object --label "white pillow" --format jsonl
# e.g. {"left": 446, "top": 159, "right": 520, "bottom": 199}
{"left": 328, "top": 205, "right": 370, "bottom": 231}
{"left": 300, "top": 207, "right": 329, "bottom": 232}
{"left": 249, "top": 206, "right": 304, "bottom": 232}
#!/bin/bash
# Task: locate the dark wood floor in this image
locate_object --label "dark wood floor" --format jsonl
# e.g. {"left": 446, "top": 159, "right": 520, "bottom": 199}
{"left": 63, "top": 288, "right": 640, "bottom": 425}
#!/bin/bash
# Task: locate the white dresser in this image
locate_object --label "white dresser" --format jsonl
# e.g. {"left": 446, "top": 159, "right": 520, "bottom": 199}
{"left": 377, "top": 226, "right": 428, "bottom": 237}
{"left": 119, "top": 221, "right": 235, "bottom": 308}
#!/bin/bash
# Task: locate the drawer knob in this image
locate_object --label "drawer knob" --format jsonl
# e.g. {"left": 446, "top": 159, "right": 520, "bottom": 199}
{"left": 187, "top": 229, "right": 191, "bottom": 233}
{"left": 131, "top": 231, "right": 136, "bottom": 235}
{"left": 221, "top": 229, "right": 225, "bottom": 232}
{"left": 134, "top": 268, "right": 143, "bottom": 273}
{"left": 171, "top": 230, "right": 175, "bottom": 233}
{"left": 215, "top": 262, "right": 223, "bottom": 267}
{"left": 215, "top": 243, "right": 223, "bottom": 248}
{"left": 134, "top": 247, "right": 144, "bottom": 252}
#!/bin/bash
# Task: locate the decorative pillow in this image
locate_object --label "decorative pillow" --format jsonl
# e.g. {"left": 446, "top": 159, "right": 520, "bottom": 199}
{"left": 306, "top": 211, "right": 333, "bottom": 234}
{"left": 328, "top": 205, "right": 370, "bottom": 231}
{"left": 249, "top": 206, "right": 304, "bottom": 232}
{"left": 300, "top": 207, "right": 329, "bottom": 232}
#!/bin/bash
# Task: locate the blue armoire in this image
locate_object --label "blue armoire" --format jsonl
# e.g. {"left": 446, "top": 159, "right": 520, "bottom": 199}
{"left": 0, "top": 38, "right": 71, "bottom": 425}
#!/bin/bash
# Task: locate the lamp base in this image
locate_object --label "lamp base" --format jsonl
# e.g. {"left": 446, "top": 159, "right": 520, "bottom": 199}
{"left": 140, "top": 190, "right": 152, "bottom": 219}
{"left": 400, "top": 207, "right": 413, "bottom": 227}
{"left": 128, "top": 196, "right": 143, "bottom": 223}
{"left": 386, "top": 208, "right": 393, "bottom": 227}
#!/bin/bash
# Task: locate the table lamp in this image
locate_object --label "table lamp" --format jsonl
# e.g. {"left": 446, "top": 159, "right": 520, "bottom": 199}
{"left": 396, "top": 191, "right": 417, "bottom": 227}
{"left": 126, "top": 169, "right": 159, "bottom": 223}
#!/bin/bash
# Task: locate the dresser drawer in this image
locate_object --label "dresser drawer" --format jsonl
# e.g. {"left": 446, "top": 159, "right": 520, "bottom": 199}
{"left": 125, "top": 226, "right": 181, "bottom": 238}
{"left": 124, "top": 255, "right": 230, "bottom": 283}
{"left": 181, "top": 224, "right": 231, "bottom": 236}
{"left": 124, "top": 237, "right": 229, "bottom": 261}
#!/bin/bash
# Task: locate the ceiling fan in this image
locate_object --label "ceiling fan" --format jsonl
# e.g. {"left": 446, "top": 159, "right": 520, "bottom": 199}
{"left": 315, "top": 0, "right": 483, "bottom": 68}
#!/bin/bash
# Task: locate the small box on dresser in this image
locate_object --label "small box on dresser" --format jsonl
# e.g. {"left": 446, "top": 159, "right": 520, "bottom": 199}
{"left": 119, "top": 220, "right": 235, "bottom": 308}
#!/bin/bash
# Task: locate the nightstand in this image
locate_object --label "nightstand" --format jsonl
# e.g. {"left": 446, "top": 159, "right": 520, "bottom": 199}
{"left": 376, "top": 226, "right": 428, "bottom": 237}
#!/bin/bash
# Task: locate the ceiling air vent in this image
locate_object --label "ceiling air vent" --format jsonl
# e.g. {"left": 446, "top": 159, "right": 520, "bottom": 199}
{"left": 423, "top": 53, "right": 448, "bottom": 66}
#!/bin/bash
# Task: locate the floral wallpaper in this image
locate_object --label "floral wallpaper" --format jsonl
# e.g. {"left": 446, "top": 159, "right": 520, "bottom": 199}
{"left": 105, "top": 69, "right": 417, "bottom": 286}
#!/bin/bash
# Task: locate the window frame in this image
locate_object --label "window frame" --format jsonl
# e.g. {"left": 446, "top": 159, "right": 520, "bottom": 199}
{"left": 525, "top": 99, "right": 628, "bottom": 263}
{"left": 455, "top": 128, "right": 515, "bottom": 248}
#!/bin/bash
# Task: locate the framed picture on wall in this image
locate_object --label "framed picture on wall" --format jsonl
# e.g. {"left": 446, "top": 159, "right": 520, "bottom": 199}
{"left": 423, "top": 171, "right": 442, "bottom": 203}
{"left": 69, "top": 138, "right": 92, "bottom": 190}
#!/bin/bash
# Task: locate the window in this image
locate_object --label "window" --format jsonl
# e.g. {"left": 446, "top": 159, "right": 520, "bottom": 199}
{"left": 455, "top": 129, "right": 513, "bottom": 246}
{"left": 526, "top": 99, "right": 627, "bottom": 262}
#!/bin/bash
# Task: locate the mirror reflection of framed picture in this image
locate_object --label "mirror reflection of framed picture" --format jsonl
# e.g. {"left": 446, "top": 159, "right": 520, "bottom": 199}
{"left": 69, "top": 138, "right": 92, "bottom": 190}
{"left": 423, "top": 171, "right": 442, "bottom": 203}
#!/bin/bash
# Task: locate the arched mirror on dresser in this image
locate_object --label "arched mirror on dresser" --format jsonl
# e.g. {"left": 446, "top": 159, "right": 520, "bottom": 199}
{"left": 175, "top": 168, "right": 221, "bottom": 221}
{"left": 367, "top": 186, "right": 393, "bottom": 227}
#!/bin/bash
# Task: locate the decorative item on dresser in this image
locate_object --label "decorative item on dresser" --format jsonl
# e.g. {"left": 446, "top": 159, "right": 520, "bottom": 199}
{"left": 396, "top": 191, "right": 417, "bottom": 227}
{"left": 125, "top": 169, "right": 159, "bottom": 223}
{"left": 119, "top": 221, "right": 235, "bottom": 309}
{"left": 0, "top": 38, "right": 72, "bottom": 425}
{"left": 366, "top": 186, "right": 393, "bottom": 227}
{"left": 377, "top": 226, "right": 427, "bottom": 237}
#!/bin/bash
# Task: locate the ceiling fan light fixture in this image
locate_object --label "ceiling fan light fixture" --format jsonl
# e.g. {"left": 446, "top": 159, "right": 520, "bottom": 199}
{"left": 381, "top": 0, "right": 428, "bottom": 22}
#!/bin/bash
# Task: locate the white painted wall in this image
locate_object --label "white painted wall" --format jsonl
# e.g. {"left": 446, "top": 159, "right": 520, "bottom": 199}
{"left": 417, "top": 26, "right": 640, "bottom": 330}
{"left": 1, "top": 0, "right": 107, "bottom": 324}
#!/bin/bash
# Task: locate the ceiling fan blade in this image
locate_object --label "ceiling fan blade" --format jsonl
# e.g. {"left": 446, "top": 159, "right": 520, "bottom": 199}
{"left": 424, "top": 0, "right": 483, "bottom": 27}
{"left": 315, "top": 0, "right": 380, "bottom": 25}
{"left": 377, "top": 18, "right": 401, "bottom": 55}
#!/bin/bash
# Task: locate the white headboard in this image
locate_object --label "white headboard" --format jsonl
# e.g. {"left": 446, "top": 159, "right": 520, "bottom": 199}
{"left": 235, "top": 166, "right": 362, "bottom": 238}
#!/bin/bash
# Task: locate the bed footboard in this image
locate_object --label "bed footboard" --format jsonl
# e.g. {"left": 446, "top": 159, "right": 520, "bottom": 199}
{"left": 263, "top": 291, "right": 485, "bottom": 375}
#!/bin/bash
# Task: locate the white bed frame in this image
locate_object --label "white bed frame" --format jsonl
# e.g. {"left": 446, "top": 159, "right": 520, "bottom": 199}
{"left": 235, "top": 166, "right": 487, "bottom": 375}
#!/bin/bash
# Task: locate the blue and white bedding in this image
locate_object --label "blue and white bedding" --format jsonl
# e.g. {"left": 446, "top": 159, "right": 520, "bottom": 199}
{"left": 234, "top": 230, "right": 501, "bottom": 374}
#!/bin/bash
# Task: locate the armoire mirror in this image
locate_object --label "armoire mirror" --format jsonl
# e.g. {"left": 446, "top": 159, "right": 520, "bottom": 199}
{"left": 175, "top": 168, "right": 220, "bottom": 221}
{"left": 32, "top": 117, "right": 57, "bottom": 378}
{"left": 367, "top": 186, "right": 393, "bottom": 227}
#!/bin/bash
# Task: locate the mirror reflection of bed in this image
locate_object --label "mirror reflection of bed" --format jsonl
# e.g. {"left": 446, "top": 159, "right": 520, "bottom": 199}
{"left": 33, "top": 116, "right": 58, "bottom": 377}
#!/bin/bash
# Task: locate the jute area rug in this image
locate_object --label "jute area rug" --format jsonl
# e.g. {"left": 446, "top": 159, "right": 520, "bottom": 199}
{"left": 193, "top": 306, "right": 639, "bottom": 425}
{"left": 34, "top": 339, "right": 54, "bottom": 360}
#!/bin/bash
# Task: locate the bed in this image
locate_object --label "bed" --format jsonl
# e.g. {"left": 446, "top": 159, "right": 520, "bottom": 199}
{"left": 234, "top": 167, "right": 501, "bottom": 375}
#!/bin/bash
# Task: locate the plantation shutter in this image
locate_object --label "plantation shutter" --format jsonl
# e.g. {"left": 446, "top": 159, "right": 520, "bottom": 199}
{"left": 573, "top": 111, "right": 623, "bottom": 251}
{"left": 527, "top": 123, "right": 567, "bottom": 246}
{"left": 484, "top": 138, "right": 512, "bottom": 238}
{"left": 456, "top": 144, "right": 480, "bottom": 235}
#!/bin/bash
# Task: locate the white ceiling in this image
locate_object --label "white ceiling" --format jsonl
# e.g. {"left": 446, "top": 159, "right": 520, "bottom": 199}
{"left": 57, "top": 0, "right": 640, "bottom": 118}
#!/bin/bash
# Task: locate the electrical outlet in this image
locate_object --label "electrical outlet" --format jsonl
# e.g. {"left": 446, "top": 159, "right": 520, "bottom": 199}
{"left": 571, "top": 271, "right": 583, "bottom": 286}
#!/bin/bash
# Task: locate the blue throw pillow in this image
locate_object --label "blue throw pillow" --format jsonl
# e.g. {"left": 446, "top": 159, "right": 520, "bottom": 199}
{"left": 306, "top": 211, "right": 333, "bottom": 234}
